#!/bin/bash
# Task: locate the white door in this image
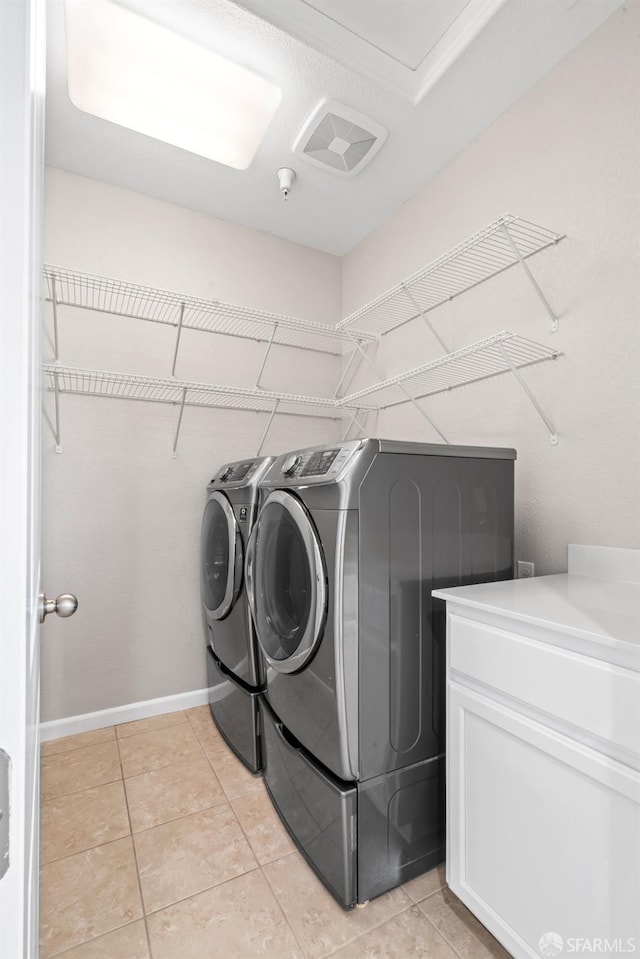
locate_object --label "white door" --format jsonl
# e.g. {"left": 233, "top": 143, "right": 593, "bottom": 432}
{"left": 0, "top": 1, "right": 45, "bottom": 957}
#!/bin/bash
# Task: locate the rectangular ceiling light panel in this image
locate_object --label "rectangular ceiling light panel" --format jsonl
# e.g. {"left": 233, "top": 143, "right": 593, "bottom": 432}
{"left": 64, "top": 0, "right": 282, "bottom": 169}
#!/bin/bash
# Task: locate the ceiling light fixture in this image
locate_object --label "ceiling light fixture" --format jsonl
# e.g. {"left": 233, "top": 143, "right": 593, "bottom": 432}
{"left": 64, "top": 0, "right": 282, "bottom": 170}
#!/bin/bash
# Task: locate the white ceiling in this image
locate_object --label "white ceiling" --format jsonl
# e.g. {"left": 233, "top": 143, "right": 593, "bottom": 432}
{"left": 238, "top": 0, "right": 506, "bottom": 103}
{"left": 45, "top": 0, "right": 621, "bottom": 255}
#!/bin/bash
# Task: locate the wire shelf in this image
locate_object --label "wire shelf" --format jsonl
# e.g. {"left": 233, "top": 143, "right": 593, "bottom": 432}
{"left": 43, "top": 266, "right": 376, "bottom": 355}
{"left": 338, "top": 215, "right": 564, "bottom": 336}
{"left": 43, "top": 365, "right": 354, "bottom": 420}
{"left": 337, "top": 332, "right": 560, "bottom": 410}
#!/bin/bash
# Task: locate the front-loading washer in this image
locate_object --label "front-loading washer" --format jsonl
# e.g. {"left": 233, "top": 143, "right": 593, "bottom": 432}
{"left": 246, "top": 438, "right": 515, "bottom": 906}
{"left": 200, "top": 455, "right": 271, "bottom": 771}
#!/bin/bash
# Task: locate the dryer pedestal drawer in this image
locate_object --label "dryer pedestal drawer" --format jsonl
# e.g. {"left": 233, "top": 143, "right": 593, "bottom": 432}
{"left": 261, "top": 700, "right": 357, "bottom": 908}
{"left": 358, "top": 754, "right": 445, "bottom": 901}
{"left": 207, "top": 647, "right": 262, "bottom": 774}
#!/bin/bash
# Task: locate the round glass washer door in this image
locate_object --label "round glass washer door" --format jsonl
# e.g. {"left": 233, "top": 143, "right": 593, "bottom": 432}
{"left": 246, "top": 490, "right": 327, "bottom": 674}
{"left": 200, "top": 491, "right": 243, "bottom": 620}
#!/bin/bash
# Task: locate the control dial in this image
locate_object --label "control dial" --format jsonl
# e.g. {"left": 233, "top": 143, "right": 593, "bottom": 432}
{"left": 282, "top": 454, "right": 301, "bottom": 477}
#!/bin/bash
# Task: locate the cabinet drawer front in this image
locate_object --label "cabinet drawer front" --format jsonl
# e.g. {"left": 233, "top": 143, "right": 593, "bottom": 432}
{"left": 449, "top": 613, "right": 640, "bottom": 757}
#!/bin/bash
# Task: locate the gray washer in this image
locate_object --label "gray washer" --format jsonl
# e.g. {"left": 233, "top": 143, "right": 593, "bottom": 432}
{"left": 246, "top": 438, "right": 515, "bottom": 905}
{"left": 200, "top": 455, "right": 272, "bottom": 770}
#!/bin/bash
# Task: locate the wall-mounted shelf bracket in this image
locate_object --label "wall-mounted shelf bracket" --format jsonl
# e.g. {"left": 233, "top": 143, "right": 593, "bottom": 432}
{"left": 53, "top": 369, "right": 62, "bottom": 453}
{"left": 256, "top": 400, "right": 279, "bottom": 456}
{"left": 499, "top": 224, "right": 559, "bottom": 333}
{"left": 497, "top": 343, "right": 558, "bottom": 445}
{"left": 347, "top": 332, "right": 448, "bottom": 444}
{"left": 333, "top": 345, "right": 358, "bottom": 400}
{"left": 255, "top": 322, "right": 278, "bottom": 389}
{"left": 342, "top": 418, "right": 355, "bottom": 442}
{"left": 333, "top": 335, "right": 376, "bottom": 402}
{"left": 51, "top": 275, "right": 60, "bottom": 362}
{"left": 172, "top": 387, "right": 187, "bottom": 457}
{"left": 170, "top": 303, "right": 186, "bottom": 377}
{"left": 44, "top": 366, "right": 63, "bottom": 453}
{"left": 341, "top": 404, "right": 369, "bottom": 440}
{"left": 400, "top": 282, "right": 450, "bottom": 354}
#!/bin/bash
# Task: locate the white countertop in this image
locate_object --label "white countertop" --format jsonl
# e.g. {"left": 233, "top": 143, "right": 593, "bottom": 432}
{"left": 433, "top": 572, "right": 640, "bottom": 657}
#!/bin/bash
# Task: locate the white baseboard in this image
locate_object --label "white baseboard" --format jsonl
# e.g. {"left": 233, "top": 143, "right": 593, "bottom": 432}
{"left": 39, "top": 685, "right": 230, "bottom": 743}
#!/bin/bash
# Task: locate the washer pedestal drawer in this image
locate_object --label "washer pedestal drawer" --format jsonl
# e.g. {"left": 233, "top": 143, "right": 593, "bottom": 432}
{"left": 206, "top": 646, "right": 262, "bottom": 774}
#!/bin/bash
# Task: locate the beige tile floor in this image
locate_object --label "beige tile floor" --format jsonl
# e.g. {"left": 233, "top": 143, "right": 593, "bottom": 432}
{"left": 40, "top": 706, "right": 510, "bottom": 959}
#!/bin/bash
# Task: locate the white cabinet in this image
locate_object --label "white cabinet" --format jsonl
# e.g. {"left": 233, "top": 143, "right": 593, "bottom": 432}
{"left": 435, "top": 546, "right": 640, "bottom": 959}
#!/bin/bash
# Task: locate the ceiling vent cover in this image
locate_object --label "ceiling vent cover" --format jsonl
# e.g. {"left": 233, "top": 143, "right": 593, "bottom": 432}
{"left": 293, "top": 100, "right": 387, "bottom": 177}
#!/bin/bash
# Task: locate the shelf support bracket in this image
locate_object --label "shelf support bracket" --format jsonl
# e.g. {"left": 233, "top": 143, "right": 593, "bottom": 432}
{"left": 256, "top": 400, "right": 279, "bottom": 455}
{"left": 170, "top": 303, "right": 186, "bottom": 377}
{"left": 172, "top": 388, "right": 187, "bottom": 457}
{"left": 53, "top": 369, "right": 62, "bottom": 453}
{"left": 498, "top": 344, "right": 558, "bottom": 445}
{"left": 255, "top": 323, "right": 278, "bottom": 389}
{"left": 347, "top": 333, "right": 449, "bottom": 444}
{"left": 43, "top": 374, "right": 62, "bottom": 453}
{"left": 42, "top": 406, "right": 58, "bottom": 450}
{"left": 334, "top": 335, "right": 373, "bottom": 400}
{"left": 51, "top": 275, "right": 61, "bottom": 362}
{"left": 342, "top": 405, "right": 368, "bottom": 440}
{"left": 400, "top": 283, "right": 451, "bottom": 354}
{"left": 333, "top": 346, "right": 356, "bottom": 400}
{"left": 500, "top": 225, "right": 558, "bottom": 333}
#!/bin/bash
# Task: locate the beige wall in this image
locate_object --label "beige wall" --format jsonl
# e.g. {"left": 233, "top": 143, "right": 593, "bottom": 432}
{"left": 342, "top": 3, "right": 640, "bottom": 575}
{"left": 43, "top": 4, "right": 640, "bottom": 722}
{"left": 42, "top": 168, "right": 342, "bottom": 722}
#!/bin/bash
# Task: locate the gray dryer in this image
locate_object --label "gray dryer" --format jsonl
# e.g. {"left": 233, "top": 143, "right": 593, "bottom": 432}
{"left": 246, "top": 438, "right": 515, "bottom": 906}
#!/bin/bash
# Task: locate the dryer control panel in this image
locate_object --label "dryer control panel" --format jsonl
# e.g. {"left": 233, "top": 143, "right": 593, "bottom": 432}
{"left": 267, "top": 440, "right": 363, "bottom": 486}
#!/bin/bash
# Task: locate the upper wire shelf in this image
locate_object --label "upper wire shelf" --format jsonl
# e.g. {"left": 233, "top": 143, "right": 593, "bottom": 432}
{"left": 338, "top": 215, "right": 564, "bottom": 336}
{"left": 43, "top": 266, "right": 376, "bottom": 355}
{"left": 42, "top": 365, "right": 358, "bottom": 420}
{"left": 338, "top": 332, "right": 560, "bottom": 410}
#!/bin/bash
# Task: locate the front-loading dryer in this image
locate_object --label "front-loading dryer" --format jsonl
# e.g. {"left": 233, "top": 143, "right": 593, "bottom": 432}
{"left": 246, "top": 438, "right": 515, "bottom": 906}
{"left": 200, "top": 455, "right": 271, "bottom": 771}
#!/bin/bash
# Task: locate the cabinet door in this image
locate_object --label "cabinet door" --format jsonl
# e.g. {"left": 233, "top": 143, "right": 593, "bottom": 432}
{"left": 448, "top": 682, "right": 640, "bottom": 959}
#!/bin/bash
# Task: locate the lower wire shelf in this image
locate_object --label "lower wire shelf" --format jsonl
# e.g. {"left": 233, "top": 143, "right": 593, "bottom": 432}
{"left": 43, "top": 365, "right": 342, "bottom": 417}
{"left": 43, "top": 329, "right": 561, "bottom": 454}
{"left": 338, "top": 331, "right": 561, "bottom": 444}
{"left": 42, "top": 365, "right": 363, "bottom": 456}
{"left": 338, "top": 332, "right": 559, "bottom": 408}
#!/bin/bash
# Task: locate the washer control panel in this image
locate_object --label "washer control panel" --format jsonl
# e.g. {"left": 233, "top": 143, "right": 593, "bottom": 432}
{"left": 210, "top": 457, "right": 269, "bottom": 488}
{"left": 269, "top": 440, "right": 362, "bottom": 485}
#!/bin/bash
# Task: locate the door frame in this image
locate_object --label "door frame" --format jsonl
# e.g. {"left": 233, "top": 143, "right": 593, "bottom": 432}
{"left": 0, "top": 1, "right": 45, "bottom": 956}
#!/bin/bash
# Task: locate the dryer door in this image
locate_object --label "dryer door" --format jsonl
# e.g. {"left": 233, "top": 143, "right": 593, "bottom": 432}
{"left": 200, "top": 491, "right": 243, "bottom": 620}
{"left": 247, "top": 490, "right": 327, "bottom": 674}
